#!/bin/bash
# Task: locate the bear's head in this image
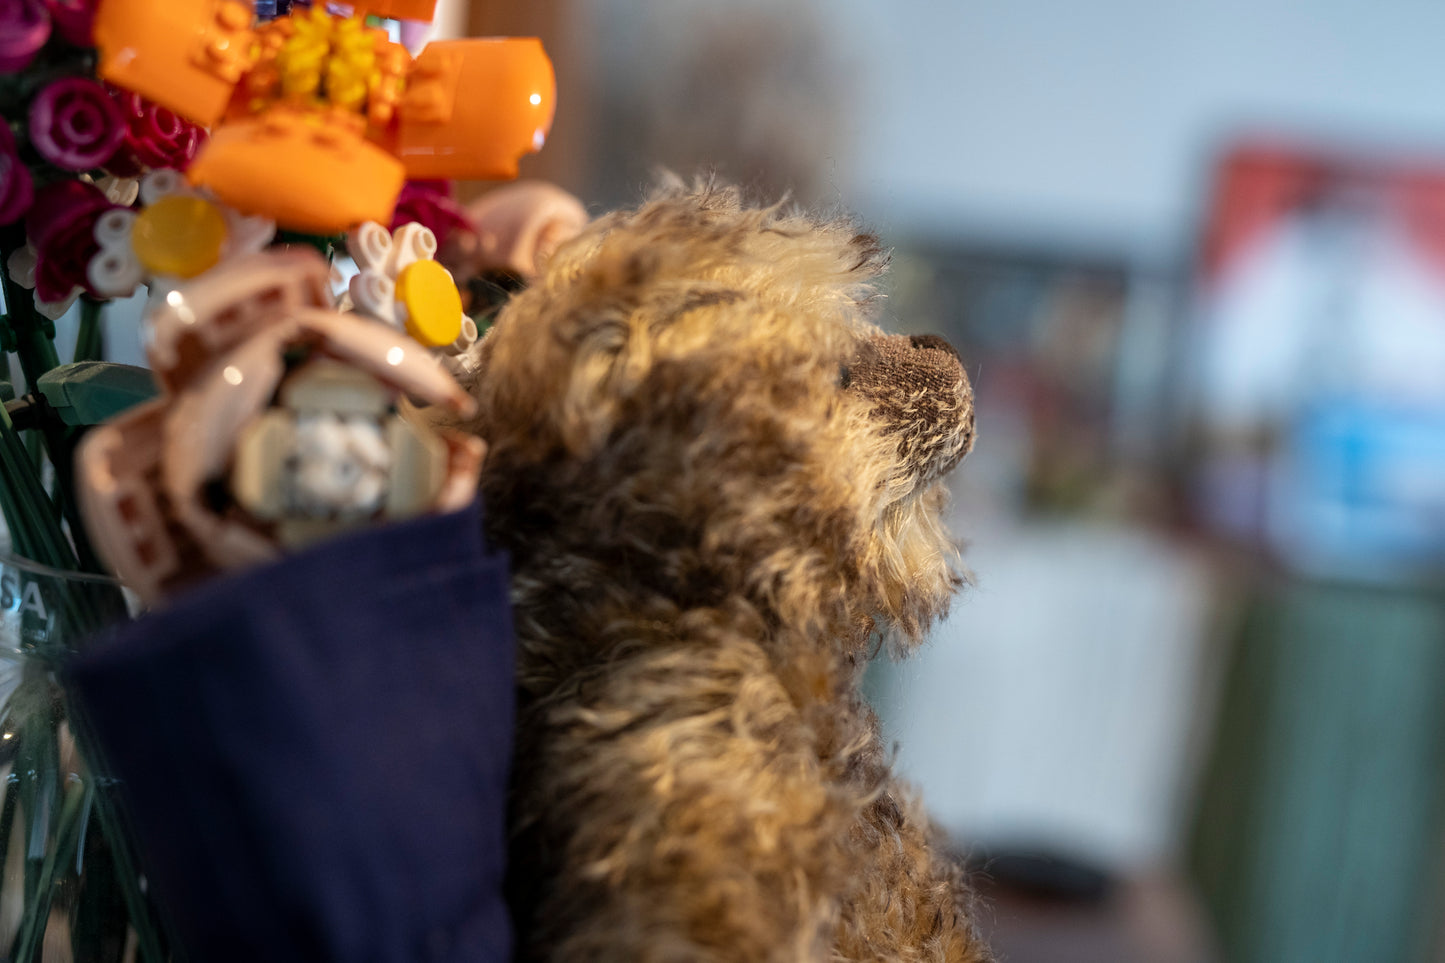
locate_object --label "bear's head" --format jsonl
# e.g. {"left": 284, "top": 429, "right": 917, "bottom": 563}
{"left": 441, "top": 183, "right": 974, "bottom": 694}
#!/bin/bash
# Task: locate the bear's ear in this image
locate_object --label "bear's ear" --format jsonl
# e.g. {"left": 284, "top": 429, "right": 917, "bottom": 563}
{"left": 599, "top": 179, "right": 892, "bottom": 322}
{"left": 758, "top": 222, "right": 889, "bottom": 313}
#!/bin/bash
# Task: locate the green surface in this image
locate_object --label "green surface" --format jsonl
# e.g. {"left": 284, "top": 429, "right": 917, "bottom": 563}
{"left": 1191, "top": 580, "right": 1445, "bottom": 963}
{"left": 36, "top": 362, "right": 158, "bottom": 427}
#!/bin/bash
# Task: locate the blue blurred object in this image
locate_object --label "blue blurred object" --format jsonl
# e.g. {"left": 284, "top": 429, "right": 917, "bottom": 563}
{"left": 254, "top": 0, "right": 310, "bottom": 19}
{"left": 67, "top": 501, "right": 515, "bottom": 963}
{"left": 1272, "top": 399, "right": 1445, "bottom": 577}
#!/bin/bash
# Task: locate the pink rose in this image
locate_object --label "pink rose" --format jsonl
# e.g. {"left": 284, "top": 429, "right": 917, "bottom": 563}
{"left": 28, "top": 77, "right": 125, "bottom": 172}
{"left": 25, "top": 180, "right": 114, "bottom": 302}
{"left": 43, "top": 0, "right": 97, "bottom": 47}
{"left": 0, "top": 0, "right": 50, "bottom": 74}
{"left": 0, "top": 123, "right": 34, "bottom": 226}
{"left": 391, "top": 180, "right": 474, "bottom": 247}
{"left": 105, "top": 88, "right": 208, "bottom": 176}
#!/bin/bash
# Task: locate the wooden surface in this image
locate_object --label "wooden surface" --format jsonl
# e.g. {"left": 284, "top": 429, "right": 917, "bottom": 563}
{"left": 977, "top": 871, "right": 1219, "bottom": 963}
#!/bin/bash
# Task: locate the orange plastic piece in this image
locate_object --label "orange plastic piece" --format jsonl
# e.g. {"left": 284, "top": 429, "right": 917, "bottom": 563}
{"left": 92, "top": 0, "right": 255, "bottom": 127}
{"left": 390, "top": 38, "right": 556, "bottom": 181}
{"left": 367, "top": 40, "right": 411, "bottom": 129}
{"left": 235, "top": 18, "right": 294, "bottom": 118}
{"left": 93, "top": 3, "right": 555, "bottom": 233}
{"left": 354, "top": 0, "right": 438, "bottom": 22}
{"left": 187, "top": 107, "right": 406, "bottom": 234}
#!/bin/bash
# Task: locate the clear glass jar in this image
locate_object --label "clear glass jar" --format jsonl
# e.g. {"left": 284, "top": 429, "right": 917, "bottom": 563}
{"left": 0, "top": 551, "right": 167, "bottom": 962}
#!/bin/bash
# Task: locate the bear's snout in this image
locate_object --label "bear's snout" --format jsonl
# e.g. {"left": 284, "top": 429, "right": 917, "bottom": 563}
{"left": 844, "top": 331, "right": 974, "bottom": 489}
{"left": 908, "top": 333, "right": 962, "bottom": 362}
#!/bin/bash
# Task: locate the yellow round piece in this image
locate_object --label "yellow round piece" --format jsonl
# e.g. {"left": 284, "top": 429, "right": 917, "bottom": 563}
{"left": 395, "top": 259, "right": 463, "bottom": 347}
{"left": 131, "top": 195, "right": 227, "bottom": 278}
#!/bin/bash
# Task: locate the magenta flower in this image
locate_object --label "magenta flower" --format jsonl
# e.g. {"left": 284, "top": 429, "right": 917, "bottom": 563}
{"left": 43, "top": 0, "right": 96, "bottom": 46}
{"left": 0, "top": 124, "right": 33, "bottom": 226}
{"left": 0, "top": 0, "right": 50, "bottom": 73}
{"left": 391, "top": 180, "right": 473, "bottom": 246}
{"left": 25, "top": 180, "right": 114, "bottom": 303}
{"left": 105, "top": 89, "right": 207, "bottom": 176}
{"left": 28, "top": 77, "right": 125, "bottom": 172}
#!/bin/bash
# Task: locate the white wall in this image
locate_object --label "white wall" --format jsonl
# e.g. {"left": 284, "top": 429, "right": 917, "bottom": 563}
{"left": 831, "top": 0, "right": 1445, "bottom": 259}
{"left": 871, "top": 519, "right": 1219, "bottom": 870}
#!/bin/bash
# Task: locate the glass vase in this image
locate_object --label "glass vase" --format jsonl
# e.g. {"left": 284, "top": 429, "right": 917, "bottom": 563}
{"left": 0, "top": 551, "right": 168, "bottom": 963}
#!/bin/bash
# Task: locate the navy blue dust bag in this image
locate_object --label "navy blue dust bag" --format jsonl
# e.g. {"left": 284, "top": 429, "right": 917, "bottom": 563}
{"left": 67, "top": 500, "right": 516, "bottom": 963}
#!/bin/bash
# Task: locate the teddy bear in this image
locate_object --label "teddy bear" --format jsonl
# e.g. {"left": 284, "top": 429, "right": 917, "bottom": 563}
{"left": 431, "top": 180, "right": 991, "bottom": 963}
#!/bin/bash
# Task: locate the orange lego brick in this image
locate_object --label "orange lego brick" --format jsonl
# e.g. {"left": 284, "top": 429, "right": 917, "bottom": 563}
{"left": 353, "top": 0, "right": 438, "bottom": 21}
{"left": 390, "top": 38, "right": 556, "bottom": 181}
{"left": 187, "top": 107, "right": 407, "bottom": 234}
{"left": 92, "top": 0, "right": 255, "bottom": 127}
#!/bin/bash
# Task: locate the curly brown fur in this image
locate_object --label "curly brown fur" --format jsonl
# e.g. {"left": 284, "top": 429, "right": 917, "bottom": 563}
{"left": 438, "top": 182, "right": 989, "bottom": 962}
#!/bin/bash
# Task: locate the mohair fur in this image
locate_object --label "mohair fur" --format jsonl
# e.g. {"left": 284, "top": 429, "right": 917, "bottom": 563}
{"left": 440, "top": 182, "right": 990, "bottom": 962}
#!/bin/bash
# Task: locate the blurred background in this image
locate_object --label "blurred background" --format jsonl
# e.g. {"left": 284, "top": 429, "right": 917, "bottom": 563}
{"left": 471, "top": 2, "right": 1445, "bottom": 961}
{"left": 65, "top": 1, "right": 1445, "bottom": 959}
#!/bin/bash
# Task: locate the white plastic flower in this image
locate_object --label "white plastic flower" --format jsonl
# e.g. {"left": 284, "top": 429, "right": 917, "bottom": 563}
{"left": 86, "top": 169, "right": 278, "bottom": 306}
{"left": 345, "top": 220, "right": 476, "bottom": 368}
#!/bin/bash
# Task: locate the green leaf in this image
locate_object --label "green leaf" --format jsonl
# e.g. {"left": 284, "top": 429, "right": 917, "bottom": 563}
{"left": 14, "top": 685, "right": 59, "bottom": 936}
{"left": 69, "top": 798, "right": 129, "bottom": 963}
{"left": 36, "top": 363, "right": 158, "bottom": 428}
{"left": 86, "top": 781, "right": 167, "bottom": 963}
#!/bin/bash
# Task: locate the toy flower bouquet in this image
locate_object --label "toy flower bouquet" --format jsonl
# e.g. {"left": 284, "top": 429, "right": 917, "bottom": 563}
{"left": 0, "top": 0, "right": 557, "bottom": 956}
